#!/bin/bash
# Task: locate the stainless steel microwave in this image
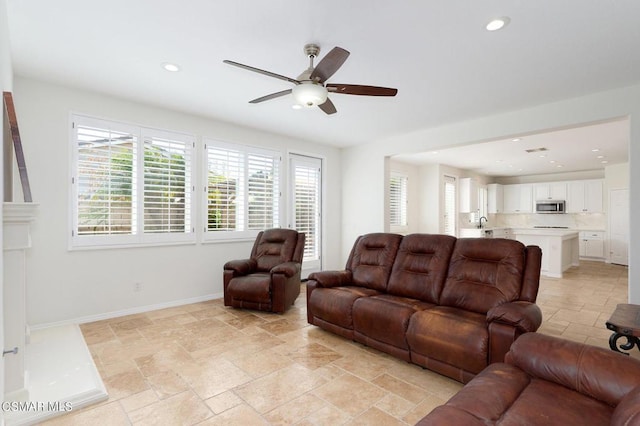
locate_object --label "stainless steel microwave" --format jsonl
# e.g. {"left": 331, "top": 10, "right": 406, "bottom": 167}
{"left": 535, "top": 200, "right": 566, "bottom": 214}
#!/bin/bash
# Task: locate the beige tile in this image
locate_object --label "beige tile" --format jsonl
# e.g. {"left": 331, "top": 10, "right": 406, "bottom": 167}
{"left": 41, "top": 401, "right": 128, "bottom": 426}
{"left": 313, "top": 373, "right": 387, "bottom": 417}
{"left": 347, "top": 406, "right": 405, "bottom": 426}
{"left": 119, "top": 389, "right": 160, "bottom": 413}
{"left": 102, "top": 369, "right": 150, "bottom": 400}
{"left": 128, "top": 390, "right": 212, "bottom": 425}
{"left": 235, "top": 364, "right": 327, "bottom": 413}
{"left": 371, "top": 373, "right": 425, "bottom": 404}
{"left": 205, "top": 391, "right": 243, "bottom": 415}
{"left": 263, "top": 393, "right": 327, "bottom": 425}
{"left": 297, "top": 405, "right": 352, "bottom": 426}
{"left": 285, "top": 342, "right": 343, "bottom": 370}
{"left": 182, "top": 356, "right": 253, "bottom": 400}
{"left": 147, "top": 371, "right": 190, "bottom": 399}
{"left": 229, "top": 348, "right": 293, "bottom": 378}
{"left": 375, "top": 393, "right": 415, "bottom": 418}
{"left": 197, "top": 403, "right": 269, "bottom": 426}
{"left": 402, "top": 394, "right": 448, "bottom": 424}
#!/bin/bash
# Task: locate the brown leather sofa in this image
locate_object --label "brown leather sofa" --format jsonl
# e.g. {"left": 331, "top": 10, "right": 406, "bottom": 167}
{"left": 306, "top": 233, "right": 542, "bottom": 383}
{"left": 417, "top": 332, "right": 640, "bottom": 425}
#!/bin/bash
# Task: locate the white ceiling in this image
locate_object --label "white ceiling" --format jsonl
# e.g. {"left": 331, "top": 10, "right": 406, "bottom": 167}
{"left": 6, "top": 1, "right": 640, "bottom": 161}
{"left": 393, "top": 118, "right": 629, "bottom": 177}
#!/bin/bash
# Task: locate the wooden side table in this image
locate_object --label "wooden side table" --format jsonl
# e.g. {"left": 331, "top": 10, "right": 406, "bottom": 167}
{"left": 605, "top": 303, "right": 640, "bottom": 355}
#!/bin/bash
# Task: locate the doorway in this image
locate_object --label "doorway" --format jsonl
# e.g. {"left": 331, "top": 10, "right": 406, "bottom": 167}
{"left": 289, "top": 154, "right": 322, "bottom": 276}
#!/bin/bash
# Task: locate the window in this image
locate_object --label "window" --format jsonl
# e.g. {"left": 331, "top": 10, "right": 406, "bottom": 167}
{"left": 204, "top": 139, "right": 280, "bottom": 240}
{"left": 389, "top": 172, "right": 408, "bottom": 228}
{"left": 71, "top": 115, "right": 194, "bottom": 248}
{"left": 443, "top": 175, "right": 457, "bottom": 236}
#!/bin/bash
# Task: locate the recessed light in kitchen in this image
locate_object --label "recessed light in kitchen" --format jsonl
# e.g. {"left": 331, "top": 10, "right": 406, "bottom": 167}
{"left": 539, "top": 154, "right": 546, "bottom": 158}
{"left": 591, "top": 148, "right": 600, "bottom": 152}
{"left": 601, "top": 160, "right": 609, "bottom": 164}
{"left": 549, "top": 160, "right": 556, "bottom": 164}
{"left": 511, "top": 138, "right": 522, "bottom": 142}
{"left": 597, "top": 155, "right": 604, "bottom": 159}
{"left": 556, "top": 164, "right": 563, "bottom": 168}
{"left": 486, "top": 17, "right": 511, "bottom": 31}
{"left": 162, "top": 62, "right": 181, "bottom": 72}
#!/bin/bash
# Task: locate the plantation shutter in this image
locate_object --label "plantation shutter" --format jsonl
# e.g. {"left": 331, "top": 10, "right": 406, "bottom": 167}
{"left": 389, "top": 172, "right": 408, "bottom": 227}
{"left": 142, "top": 130, "right": 193, "bottom": 234}
{"left": 206, "top": 145, "right": 244, "bottom": 231}
{"left": 444, "top": 175, "right": 457, "bottom": 236}
{"left": 75, "top": 121, "right": 137, "bottom": 236}
{"left": 247, "top": 152, "right": 279, "bottom": 230}
{"left": 292, "top": 157, "right": 321, "bottom": 265}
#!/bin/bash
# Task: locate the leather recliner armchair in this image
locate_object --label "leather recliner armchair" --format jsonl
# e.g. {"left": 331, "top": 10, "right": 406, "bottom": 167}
{"left": 224, "top": 228, "right": 305, "bottom": 313}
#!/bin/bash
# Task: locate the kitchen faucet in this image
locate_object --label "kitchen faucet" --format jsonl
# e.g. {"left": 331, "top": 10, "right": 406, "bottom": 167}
{"left": 478, "top": 216, "right": 488, "bottom": 229}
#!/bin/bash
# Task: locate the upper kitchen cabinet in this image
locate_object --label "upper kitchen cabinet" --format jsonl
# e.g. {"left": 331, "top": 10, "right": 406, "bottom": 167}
{"left": 534, "top": 182, "right": 567, "bottom": 201}
{"left": 488, "top": 183, "right": 503, "bottom": 214}
{"left": 567, "top": 179, "right": 603, "bottom": 213}
{"left": 503, "top": 184, "right": 533, "bottom": 213}
{"left": 459, "top": 177, "right": 479, "bottom": 213}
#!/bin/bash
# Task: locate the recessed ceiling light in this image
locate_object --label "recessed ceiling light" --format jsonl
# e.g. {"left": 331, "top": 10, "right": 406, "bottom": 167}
{"left": 162, "top": 62, "right": 181, "bottom": 72}
{"left": 596, "top": 155, "right": 604, "bottom": 159}
{"left": 511, "top": 138, "right": 521, "bottom": 142}
{"left": 549, "top": 160, "right": 556, "bottom": 163}
{"left": 601, "top": 160, "right": 609, "bottom": 164}
{"left": 486, "top": 17, "right": 511, "bottom": 31}
{"left": 539, "top": 154, "right": 546, "bottom": 158}
{"left": 291, "top": 104, "right": 302, "bottom": 110}
{"left": 557, "top": 165, "right": 563, "bottom": 168}
{"left": 431, "top": 151, "right": 439, "bottom": 155}
{"left": 591, "top": 148, "right": 600, "bottom": 152}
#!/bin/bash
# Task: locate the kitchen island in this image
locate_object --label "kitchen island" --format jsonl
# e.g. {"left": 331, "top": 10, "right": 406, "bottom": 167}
{"left": 512, "top": 229, "right": 579, "bottom": 278}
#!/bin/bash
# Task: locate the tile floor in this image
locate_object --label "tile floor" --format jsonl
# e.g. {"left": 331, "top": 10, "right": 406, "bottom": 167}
{"left": 43, "top": 261, "right": 632, "bottom": 425}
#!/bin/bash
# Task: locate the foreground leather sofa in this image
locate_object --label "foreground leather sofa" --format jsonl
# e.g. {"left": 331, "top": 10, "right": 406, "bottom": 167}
{"left": 418, "top": 333, "right": 640, "bottom": 425}
{"left": 306, "top": 233, "right": 542, "bottom": 383}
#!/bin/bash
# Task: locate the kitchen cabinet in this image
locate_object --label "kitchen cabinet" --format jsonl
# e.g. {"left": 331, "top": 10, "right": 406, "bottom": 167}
{"left": 488, "top": 184, "right": 503, "bottom": 214}
{"left": 503, "top": 184, "right": 533, "bottom": 213}
{"left": 459, "top": 178, "right": 478, "bottom": 213}
{"left": 579, "top": 230, "right": 605, "bottom": 259}
{"left": 492, "top": 228, "right": 513, "bottom": 239}
{"left": 534, "top": 182, "right": 567, "bottom": 201}
{"left": 567, "top": 180, "right": 603, "bottom": 213}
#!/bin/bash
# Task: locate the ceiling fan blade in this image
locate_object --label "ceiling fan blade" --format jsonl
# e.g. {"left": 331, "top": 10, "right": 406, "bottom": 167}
{"left": 310, "top": 47, "right": 350, "bottom": 83}
{"left": 318, "top": 98, "right": 337, "bottom": 115}
{"left": 223, "top": 60, "right": 300, "bottom": 84}
{"left": 249, "top": 89, "right": 292, "bottom": 104}
{"left": 327, "top": 84, "right": 398, "bottom": 96}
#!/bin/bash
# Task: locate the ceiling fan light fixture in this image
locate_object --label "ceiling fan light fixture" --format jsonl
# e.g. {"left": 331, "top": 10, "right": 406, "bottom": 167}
{"left": 292, "top": 83, "right": 328, "bottom": 108}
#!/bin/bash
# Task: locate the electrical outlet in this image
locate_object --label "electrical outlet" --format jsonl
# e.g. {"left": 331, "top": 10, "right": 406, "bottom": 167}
{"left": 134, "top": 282, "right": 142, "bottom": 292}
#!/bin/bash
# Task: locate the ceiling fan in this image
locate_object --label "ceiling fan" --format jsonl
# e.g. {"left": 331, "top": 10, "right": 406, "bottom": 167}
{"left": 223, "top": 44, "right": 398, "bottom": 115}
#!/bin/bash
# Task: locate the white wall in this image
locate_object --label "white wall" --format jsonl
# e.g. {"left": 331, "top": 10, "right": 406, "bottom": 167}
{"left": 13, "top": 77, "right": 342, "bottom": 326}
{"left": 342, "top": 84, "right": 640, "bottom": 304}
{"left": 417, "top": 164, "right": 440, "bottom": 233}
{"left": 1, "top": 0, "right": 12, "bottom": 402}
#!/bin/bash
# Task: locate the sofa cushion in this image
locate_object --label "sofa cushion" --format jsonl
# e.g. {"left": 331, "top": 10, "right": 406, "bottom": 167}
{"left": 308, "top": 286, "right": 381, "bottom": 329}
{"left": 353, "top": 295, "right": 435, "bottom": 349}
{"left": 346, "top": 233, "right": 403, "bottom": 291}
{"left": 252, "top": 229, "right": 300, "bottom": 272}
{"left": 227, "top": 273, "right": 271, "bottom": 303}
{"left": 500, "top": 379, "right": 613, "bottom": 425}
{"left": 440, "top": 238, "right": 526, "bottom": 314}
{"left": 506, "top": 332, "right": 640, "bottom": 407}
{"left": 406, "top": 306, "right": 488, "bottom": 374}
{"left": 386, "top": 234, "right": 456, "bottom": 303}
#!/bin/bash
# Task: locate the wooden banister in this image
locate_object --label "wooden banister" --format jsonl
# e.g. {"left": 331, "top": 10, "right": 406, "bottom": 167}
{"left": 3, "top": 91, "right": 32, "bottom": 202}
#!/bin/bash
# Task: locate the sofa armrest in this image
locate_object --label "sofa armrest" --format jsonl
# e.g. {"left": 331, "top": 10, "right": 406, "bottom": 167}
{"left": 486, "top": 301, "right": 542, "bottom": 333}
{"left": 612, "top": 385, "right": 640, "bottom": 426}
{"left": 223, "top": 258, "right": 257, "bottom": 276}
{"left": 506, "top": 333, "right": 640, "bottom": 407}
{"left": 271, "top": 262, "right": 300, "bottom": 278}
{"left": 307, "top": 270, "right": 353, "bottom": 288}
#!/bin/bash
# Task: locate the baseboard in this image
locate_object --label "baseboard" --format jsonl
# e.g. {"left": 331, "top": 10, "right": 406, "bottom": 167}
{"left": 30, "top": 292, "right": 223, "bottom": 330}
